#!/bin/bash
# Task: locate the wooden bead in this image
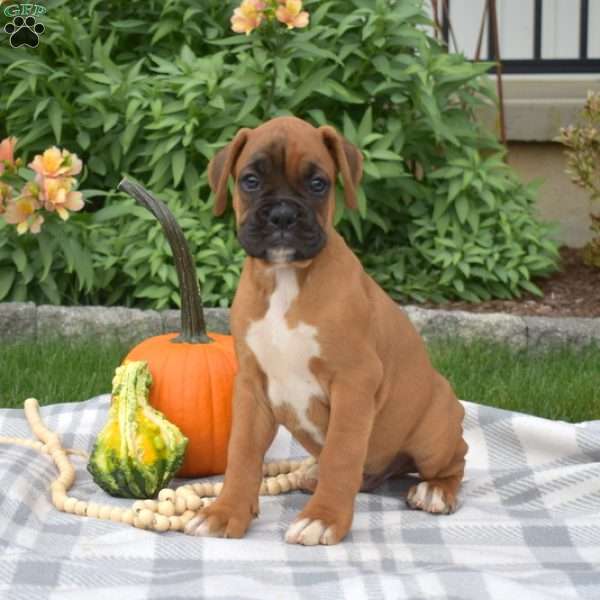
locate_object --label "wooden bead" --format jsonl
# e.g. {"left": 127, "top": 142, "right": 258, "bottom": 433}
{"left": 169, "top": 516, "right": 182, "bottom": 531}
{"left": 98, "top": 505, "right": 112, "bottom": 520}
{"left": 143, "top": 499, "right": 158, "bottom": 511}
{"left": 86, "top": 502, "right": 100, "bottom": 519}
{"left": 185, "top": 495, "right": 203, "bottom": 511}
{"left": 259, "top": 481, "right": 267, "bottom": 494}
{"left": 153, "top": 514, "right": 170, "bottom": 532}
{"left": 137, "top": 509, "right": 154, "bottom": 527}
{"left": 63, "top": 497, "right": 78, "bottom": 513}
{"left": 46, "top": 433, "right": 60, "bottom": 448}
{"left": 158, "top": 501, "right": 175, "bottom": 517}
{"left": 192, "top": 482, "right": 211, "bottom": 496}
{"left": 50, "top": 481, "right": 66, "bottom": 495}
{"left": 132, "top": 500, "right": 145, "bottom": 514}
{"left": 174, "top": 496, "right": 187, "bottom": 514}
{"left": 266, "top": 462, "right": 279, "bottom": 476}
{"left": 158, "top": 489, "right": 175, "bottom": 503}
{"left": 75, "top": 500, "right": 88, "bottom": 516}
{"left": 121, "top": 509, "right": 134, "bottom": 525}
{"left": 213, "top": 482, "right": 223, "bottom": 495}
{"left": 276, "top": 474, "right": 291, "bottom": 493}
{"left": 52, "top": 493, "right": 65, "bottom": 511}
{"left": 266, "top": 479, "right": 279, "bottom": 495}
{"left": 279, "top": 460, "right": 290, "bottom": 474}
{"left": 57, "top": 473, "right": 75, "bottom": 488}
{"left": 180, "top": 510, "right": 196, "bottom": 525}
{"left": 110, "top": 507, "right": 123, "bottom": 522}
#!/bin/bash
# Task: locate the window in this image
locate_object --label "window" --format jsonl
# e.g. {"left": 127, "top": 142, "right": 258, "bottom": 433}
{"left": 440, "top": 0, "right": 600, "bottom": 73}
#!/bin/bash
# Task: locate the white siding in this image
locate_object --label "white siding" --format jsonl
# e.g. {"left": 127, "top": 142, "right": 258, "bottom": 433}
{"left": 446, "top": 0, "right": 600, "bottom": 61}
{"left": 590, "top": 0, "right": 600, "bottom": 58}
{"left": 542, "top": 0, "right": 580, "bottom": 58}
{"left": 497, "top": 0, "right": 535, "bottom": 59}
{"left": 449, "top": 0, "right": 487, "bottom": 58}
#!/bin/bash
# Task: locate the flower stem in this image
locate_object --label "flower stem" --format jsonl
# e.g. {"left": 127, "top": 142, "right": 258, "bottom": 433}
{"left": 118, "top": 179, "right": 212, "bottom": 344}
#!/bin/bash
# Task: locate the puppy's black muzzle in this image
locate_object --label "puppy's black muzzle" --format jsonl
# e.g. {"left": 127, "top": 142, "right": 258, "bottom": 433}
{"left": 266, "top": 201, "right": 299, "bottom": 230}
{"left": 238, "top": 197, "right": 326, "bottom": 262}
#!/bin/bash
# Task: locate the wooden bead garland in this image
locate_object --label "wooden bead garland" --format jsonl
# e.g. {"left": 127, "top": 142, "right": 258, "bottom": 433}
{"left": 0, "top": 398, "right": 316, "bottom": 533}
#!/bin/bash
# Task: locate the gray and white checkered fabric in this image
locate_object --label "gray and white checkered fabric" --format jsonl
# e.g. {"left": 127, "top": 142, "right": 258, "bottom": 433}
{"left": 0, "top": 394, "right": 599, "bottom": 599}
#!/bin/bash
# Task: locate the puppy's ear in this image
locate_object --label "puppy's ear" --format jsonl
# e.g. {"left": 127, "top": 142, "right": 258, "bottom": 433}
{"left": 208, "top": 128, "right": 250, "bottom": 216}
{"left": 319, "top": 126, "right": 363, "bottom": 210}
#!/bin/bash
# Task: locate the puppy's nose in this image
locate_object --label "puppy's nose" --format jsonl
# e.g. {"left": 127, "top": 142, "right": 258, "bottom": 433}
{"left": 268, "top": 203, "right": 298, "bottom": 229}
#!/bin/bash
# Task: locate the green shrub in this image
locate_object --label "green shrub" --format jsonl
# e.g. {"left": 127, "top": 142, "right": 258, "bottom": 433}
{"left": 0, "top": 190, "right": 242, "bottom": 307}
{"left": 88, "top": 191, "right": 243, "bottom": 308}
{"left": 0, "top": 0, "right": 559, "bottom": 306}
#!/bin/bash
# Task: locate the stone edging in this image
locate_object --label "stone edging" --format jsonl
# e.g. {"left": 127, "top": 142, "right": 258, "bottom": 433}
{"left": 0, "top": 302, "right": 599, "bottom": 349}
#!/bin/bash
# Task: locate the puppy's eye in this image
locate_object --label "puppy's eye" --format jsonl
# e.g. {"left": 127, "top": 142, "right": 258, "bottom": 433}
{"left": 309, "top": 177, "right": 328, "bottom": 195}
{"left": 241, "top": 174, "right": 260, "bottom": 192}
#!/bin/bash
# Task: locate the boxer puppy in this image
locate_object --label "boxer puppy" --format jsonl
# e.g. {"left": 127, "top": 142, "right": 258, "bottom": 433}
{"left": 185, "top": 116, "right": 468, "bottom": 545}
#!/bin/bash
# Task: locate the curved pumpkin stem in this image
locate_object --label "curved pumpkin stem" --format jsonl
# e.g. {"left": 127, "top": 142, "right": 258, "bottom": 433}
{"left": 118, "top": 179, "right": 212, "bottom": 345}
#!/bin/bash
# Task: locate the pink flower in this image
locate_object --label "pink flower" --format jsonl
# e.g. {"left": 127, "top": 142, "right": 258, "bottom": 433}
{"left": 28, "top": 146, "right": 82, "bottom": 181}
{"left": 0, "top": 136, "right": 17, "bottom": 175}
{"left": 40, "top": 176, "right": 84, "bottom": 220}
{"left": 231, "top": 0, "right": 267, "bottom": 35}
{"left": 275, "top": 0, "right": 309, "bottom": 29}
{"left": 3, "top": 183, "right": 44, "bottom": 235}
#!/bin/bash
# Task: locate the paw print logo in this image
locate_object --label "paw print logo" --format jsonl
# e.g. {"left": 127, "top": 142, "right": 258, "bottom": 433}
{"left": 4, "top": 16, "right": 45, "bottom": 48}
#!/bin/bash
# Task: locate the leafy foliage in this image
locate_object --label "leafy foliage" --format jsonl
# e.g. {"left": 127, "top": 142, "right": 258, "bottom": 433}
{"left": 0, "top": 0, "right": 559, "bottom": 306}
{"left": 88, "top": 191, "right": 243, "bottom": 308}
{"left": 557, "top": 91, "right": 600, "bottom": 268}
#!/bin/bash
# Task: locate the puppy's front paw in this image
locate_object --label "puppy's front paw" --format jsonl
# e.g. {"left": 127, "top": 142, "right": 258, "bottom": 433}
{"left": 285, "top": 503, "right": 351, "bottom": 545}
{"left": 406, "top": 481, "right": 456, "bottom": 514}
{"left": 285, "top": 518, "right": 337, "bottom": 545}
{"left": 184, "top": 499, "right": 255, "bottom": 538}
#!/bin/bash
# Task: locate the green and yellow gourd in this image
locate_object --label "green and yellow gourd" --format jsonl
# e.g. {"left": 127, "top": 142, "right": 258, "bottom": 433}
{"left": 87, "top": 360, "right": 188, "bottom": 499}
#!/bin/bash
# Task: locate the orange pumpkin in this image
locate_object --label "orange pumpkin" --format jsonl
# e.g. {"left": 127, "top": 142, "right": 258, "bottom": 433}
{"left": 118, "top": 180, "right": 237, "bottom": 477}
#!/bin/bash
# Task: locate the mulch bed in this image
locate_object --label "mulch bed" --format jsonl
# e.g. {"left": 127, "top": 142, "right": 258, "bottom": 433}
{"left": 421, "top": 247, "right": 600, "bottom": 319}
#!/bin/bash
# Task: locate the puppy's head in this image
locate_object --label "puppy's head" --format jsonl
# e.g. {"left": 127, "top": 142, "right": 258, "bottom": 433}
{"left": 208, "top": 116, "right": 363, "bottom": 265}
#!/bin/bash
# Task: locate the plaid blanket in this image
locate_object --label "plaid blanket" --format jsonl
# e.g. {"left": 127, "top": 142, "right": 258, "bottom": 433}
{"left": 0, "top": 394, "right": 599, "bottom": 600}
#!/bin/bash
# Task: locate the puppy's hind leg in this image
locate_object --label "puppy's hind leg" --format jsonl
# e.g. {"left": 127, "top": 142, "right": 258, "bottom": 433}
{"left": 406, "top": 437, "right": 468, "bottom": 515}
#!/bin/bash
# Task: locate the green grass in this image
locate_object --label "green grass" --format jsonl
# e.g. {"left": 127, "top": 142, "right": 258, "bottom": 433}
{"left": 0, "top": 337, "right": 129, "bottom": 409}
{"left": 0, "top": 337, "right": 598, "bottom": 422}
{"left": 429, "top": 338, "right": 600, "bottom": 422}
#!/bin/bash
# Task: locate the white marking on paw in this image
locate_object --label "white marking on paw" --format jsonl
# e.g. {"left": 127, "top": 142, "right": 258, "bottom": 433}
{"left": 285, "top": 517, "right": 311, "bottom": 543}
{"left": 246, "top": 267, "right": 325, "bottom": 444}
{"left": 184, "top": 514, "right": 223, "bottom": 537}
{"left": 184, "top": 515, "right": 206, "bottom": 535}
{"left": 319, "top": 525, "right": 337, "bottom": 545}
{"left": 407, "top": 482, "right": 452, "bottom": 514}
{"left": 429, "top": 487, "right": 446, "bottom": 513}
{"left": 285, "top": 518, "right": 332, "bottom": 545}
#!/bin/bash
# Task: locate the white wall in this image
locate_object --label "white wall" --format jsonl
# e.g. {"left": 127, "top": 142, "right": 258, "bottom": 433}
{"left": 445, "top": 0, "right": 599, "bottom": 60}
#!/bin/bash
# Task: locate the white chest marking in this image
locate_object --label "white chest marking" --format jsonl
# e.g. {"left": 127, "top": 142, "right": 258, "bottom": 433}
{"left": 246, "top": 267, "right": 325, "bottom": 444}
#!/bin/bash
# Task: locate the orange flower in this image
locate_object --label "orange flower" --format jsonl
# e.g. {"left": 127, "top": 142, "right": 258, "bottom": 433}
{"left": 40, "top": 176, "right": 84, "bottom": 220}
{"left": 231, "top": 0, "right": 267, "bottom": 35}
{"left": 3, "top": 183, "right": 44, "bottom": 235}
{"left": 29, "top": 146, "right": 82, "bottom": 181}
{"left": 275, "top": 0, "right": 309, "bottom": 29}
{"left": 0, "top": 136, "right": 17, "bottom": 175}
